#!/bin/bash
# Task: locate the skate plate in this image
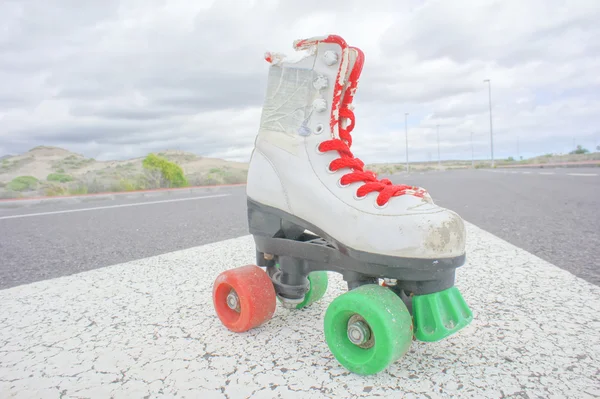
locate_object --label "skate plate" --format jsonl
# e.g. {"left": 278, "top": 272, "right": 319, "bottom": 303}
{"left": 248, "top": 198, "right": 464, "bottom": 292}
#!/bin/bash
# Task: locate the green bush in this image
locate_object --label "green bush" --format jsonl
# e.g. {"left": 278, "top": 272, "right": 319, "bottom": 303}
{"left": 68, "top": 184, "right": 88, "bottom": 195}
{"left": 6, "top": 176, "right": 39, "bottom": 192}
{"left": 47, "top": 173, "right": 73, "bottom": 183}
{"left": 569, "top": 145, "right": 589, "bottom": 155}
{"left": 85, "top": 178, "right": 105, "bottom": 194}
{"left": 142, "top": 153, "right": 188, "bottom": 188}
{"left": 114, "top": 178, "right": 144, "bottom": 192}
{"left": 45, "top": 185, "right": 67, "bottom": 196}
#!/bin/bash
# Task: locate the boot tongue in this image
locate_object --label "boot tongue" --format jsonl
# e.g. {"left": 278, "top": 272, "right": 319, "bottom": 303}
{"left": 341, "top": 49, "right": 357, "bottom": 106}
{"left": 337, "top": 47, "right": 364, "bottom": 135}
{"left": 341, "top": 47, "right": 364, "bottom": 109}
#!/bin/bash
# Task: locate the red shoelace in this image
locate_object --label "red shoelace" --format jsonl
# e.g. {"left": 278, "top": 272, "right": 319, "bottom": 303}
{"left": 290, "top": 35, "right": 427, "bottom": 207}
{"left": 317, "top": 47, "right": 426, "bottom": 207}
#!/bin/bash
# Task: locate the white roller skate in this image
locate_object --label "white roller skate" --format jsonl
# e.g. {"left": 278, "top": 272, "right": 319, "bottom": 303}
{"left": 212, "top": 34, "right": 472, "bottom": 375}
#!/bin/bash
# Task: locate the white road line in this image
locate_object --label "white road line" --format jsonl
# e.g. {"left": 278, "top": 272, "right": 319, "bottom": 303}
{"left": 522, "top": 171, "right": 532, "bottom": 174}
{"left": 567, "top": 173, "right": 598, "bottom": 177}
{"left": 0, "top": 194, "right": 230, "bottom": 220}
{"left": 539, "top": 172, "right": 555, "bottom": 175}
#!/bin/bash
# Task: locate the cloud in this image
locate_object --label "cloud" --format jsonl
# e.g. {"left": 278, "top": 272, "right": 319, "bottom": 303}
{"left": 0, "top": 0, "right": 599, "bottom": 162}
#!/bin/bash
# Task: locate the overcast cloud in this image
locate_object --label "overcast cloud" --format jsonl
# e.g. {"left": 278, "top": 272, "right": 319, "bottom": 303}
{"left": 0, "top": 0, "right": 599, "bottom": 163}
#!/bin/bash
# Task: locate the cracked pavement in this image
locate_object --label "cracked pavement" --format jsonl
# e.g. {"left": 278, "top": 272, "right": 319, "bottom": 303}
{"left": 1, "top": 223, "right": 599, "bottom": 398}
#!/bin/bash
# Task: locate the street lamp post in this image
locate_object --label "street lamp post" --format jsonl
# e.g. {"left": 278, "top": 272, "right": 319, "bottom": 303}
{"left": 471, "top": 131, "right": 474, "bottom": 168}
{"left": 436, "top": 124, "right": 441, "bottom": 169}
{"left": 405, "top": 113, "right": 409, "bottom": 173}
{"left": 484, "top": 79, "right": 494, "bottom": 167}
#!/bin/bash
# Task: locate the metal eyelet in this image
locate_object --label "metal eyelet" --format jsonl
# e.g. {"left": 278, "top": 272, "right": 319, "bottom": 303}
{"left": 323, "top": 51, "right": 338, "bottom": 66}
{"left": 313, "top": 76, "right": 328, "bottom": 90}
{"left": 314, "top": 124, "right": 324, "bottom": 135}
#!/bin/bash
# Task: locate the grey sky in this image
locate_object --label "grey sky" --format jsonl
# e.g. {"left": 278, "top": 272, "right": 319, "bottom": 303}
{"left": 1, "top": 0, "right": 599, "bottom": 163}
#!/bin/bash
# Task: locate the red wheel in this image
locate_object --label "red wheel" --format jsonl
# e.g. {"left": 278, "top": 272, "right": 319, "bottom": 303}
{"left": 212, "top": 264, "right": 277, "bottom": 332}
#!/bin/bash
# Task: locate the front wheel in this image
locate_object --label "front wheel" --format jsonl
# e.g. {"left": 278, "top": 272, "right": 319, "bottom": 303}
{"left": 212, "top": 265, "right": 277, "bottom": 332}
{"left": 323, "top": 284, "right": 413, "bottom": 375}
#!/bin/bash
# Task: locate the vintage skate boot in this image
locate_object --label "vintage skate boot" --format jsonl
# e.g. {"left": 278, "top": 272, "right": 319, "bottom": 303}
{"left": 212, "top": 35, "right": 472, "bottom": 375}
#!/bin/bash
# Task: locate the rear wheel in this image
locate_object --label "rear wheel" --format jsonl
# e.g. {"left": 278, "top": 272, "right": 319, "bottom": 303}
{"left": 296, "top": 271, "right": 328, "bottom": 309}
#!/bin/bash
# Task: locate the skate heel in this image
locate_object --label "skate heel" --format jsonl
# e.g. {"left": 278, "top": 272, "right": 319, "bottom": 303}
{"left": 412, "top": 286, "right": 472, "bottom": 342}
{"left": 247, "top": 199, "right": 283, "bottom": 237}
{"left": 247, "top": 199, "right": 306, "bottom": 239}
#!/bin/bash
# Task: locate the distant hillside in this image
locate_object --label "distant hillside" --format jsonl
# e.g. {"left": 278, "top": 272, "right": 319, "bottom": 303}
{"left": 0, "top": 146, "right": 249, "bottom": 199}
{"left": 366, "top": 151, "right": 600, "bottom": 175}
{"left": 3, "top": 145, "right": 598, "bottom": 200}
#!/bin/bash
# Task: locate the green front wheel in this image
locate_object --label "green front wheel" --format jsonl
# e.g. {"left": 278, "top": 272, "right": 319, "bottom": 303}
{"left": 323, "top": 284, "right": 413, "bottom": 375}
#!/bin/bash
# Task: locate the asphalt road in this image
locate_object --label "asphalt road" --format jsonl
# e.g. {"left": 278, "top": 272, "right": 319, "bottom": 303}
{"left": 1, "top": 168, "right": 598, "bottom": 290}
{"left": 390, "top": 167, "right": 600, "bottom": 286}
{"left": 0, "top": 187, "right": 250, "bottom": 290}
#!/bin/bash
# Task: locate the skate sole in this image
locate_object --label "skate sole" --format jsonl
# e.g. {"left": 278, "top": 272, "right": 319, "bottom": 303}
{"left": 247, "top": 197, "right": 464, "bottom": 293}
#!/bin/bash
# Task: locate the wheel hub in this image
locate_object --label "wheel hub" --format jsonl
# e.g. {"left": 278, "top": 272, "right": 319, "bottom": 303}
{"left": 347, "top": 315, "right": 373, "bottom": 348}
{"left": 226, "top": 290, "right": 240, "bottom": 312}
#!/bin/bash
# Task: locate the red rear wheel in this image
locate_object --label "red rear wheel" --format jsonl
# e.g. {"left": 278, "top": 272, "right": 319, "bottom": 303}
{"left": 212, "top": 264, "right": 277, "bottom": 332}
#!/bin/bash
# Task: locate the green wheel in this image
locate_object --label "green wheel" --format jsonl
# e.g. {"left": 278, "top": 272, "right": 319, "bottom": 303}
{"left": 323, "top": 284, "right": 413, "bottom": 375}
{"left": 296, "top": 271, "right": 328, "bottom": 309}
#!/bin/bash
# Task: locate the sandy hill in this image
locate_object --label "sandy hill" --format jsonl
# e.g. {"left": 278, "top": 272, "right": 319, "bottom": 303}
{"left": 0, "top": 146, "right": 249, "bottom": 199}
{"left": 1, "top": 146, "right": 105, "bottom": 182}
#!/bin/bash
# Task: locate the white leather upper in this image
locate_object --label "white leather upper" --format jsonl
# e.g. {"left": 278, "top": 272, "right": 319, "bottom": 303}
{"left": 247, "top": 39, "right": 466, "bottom": 259}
